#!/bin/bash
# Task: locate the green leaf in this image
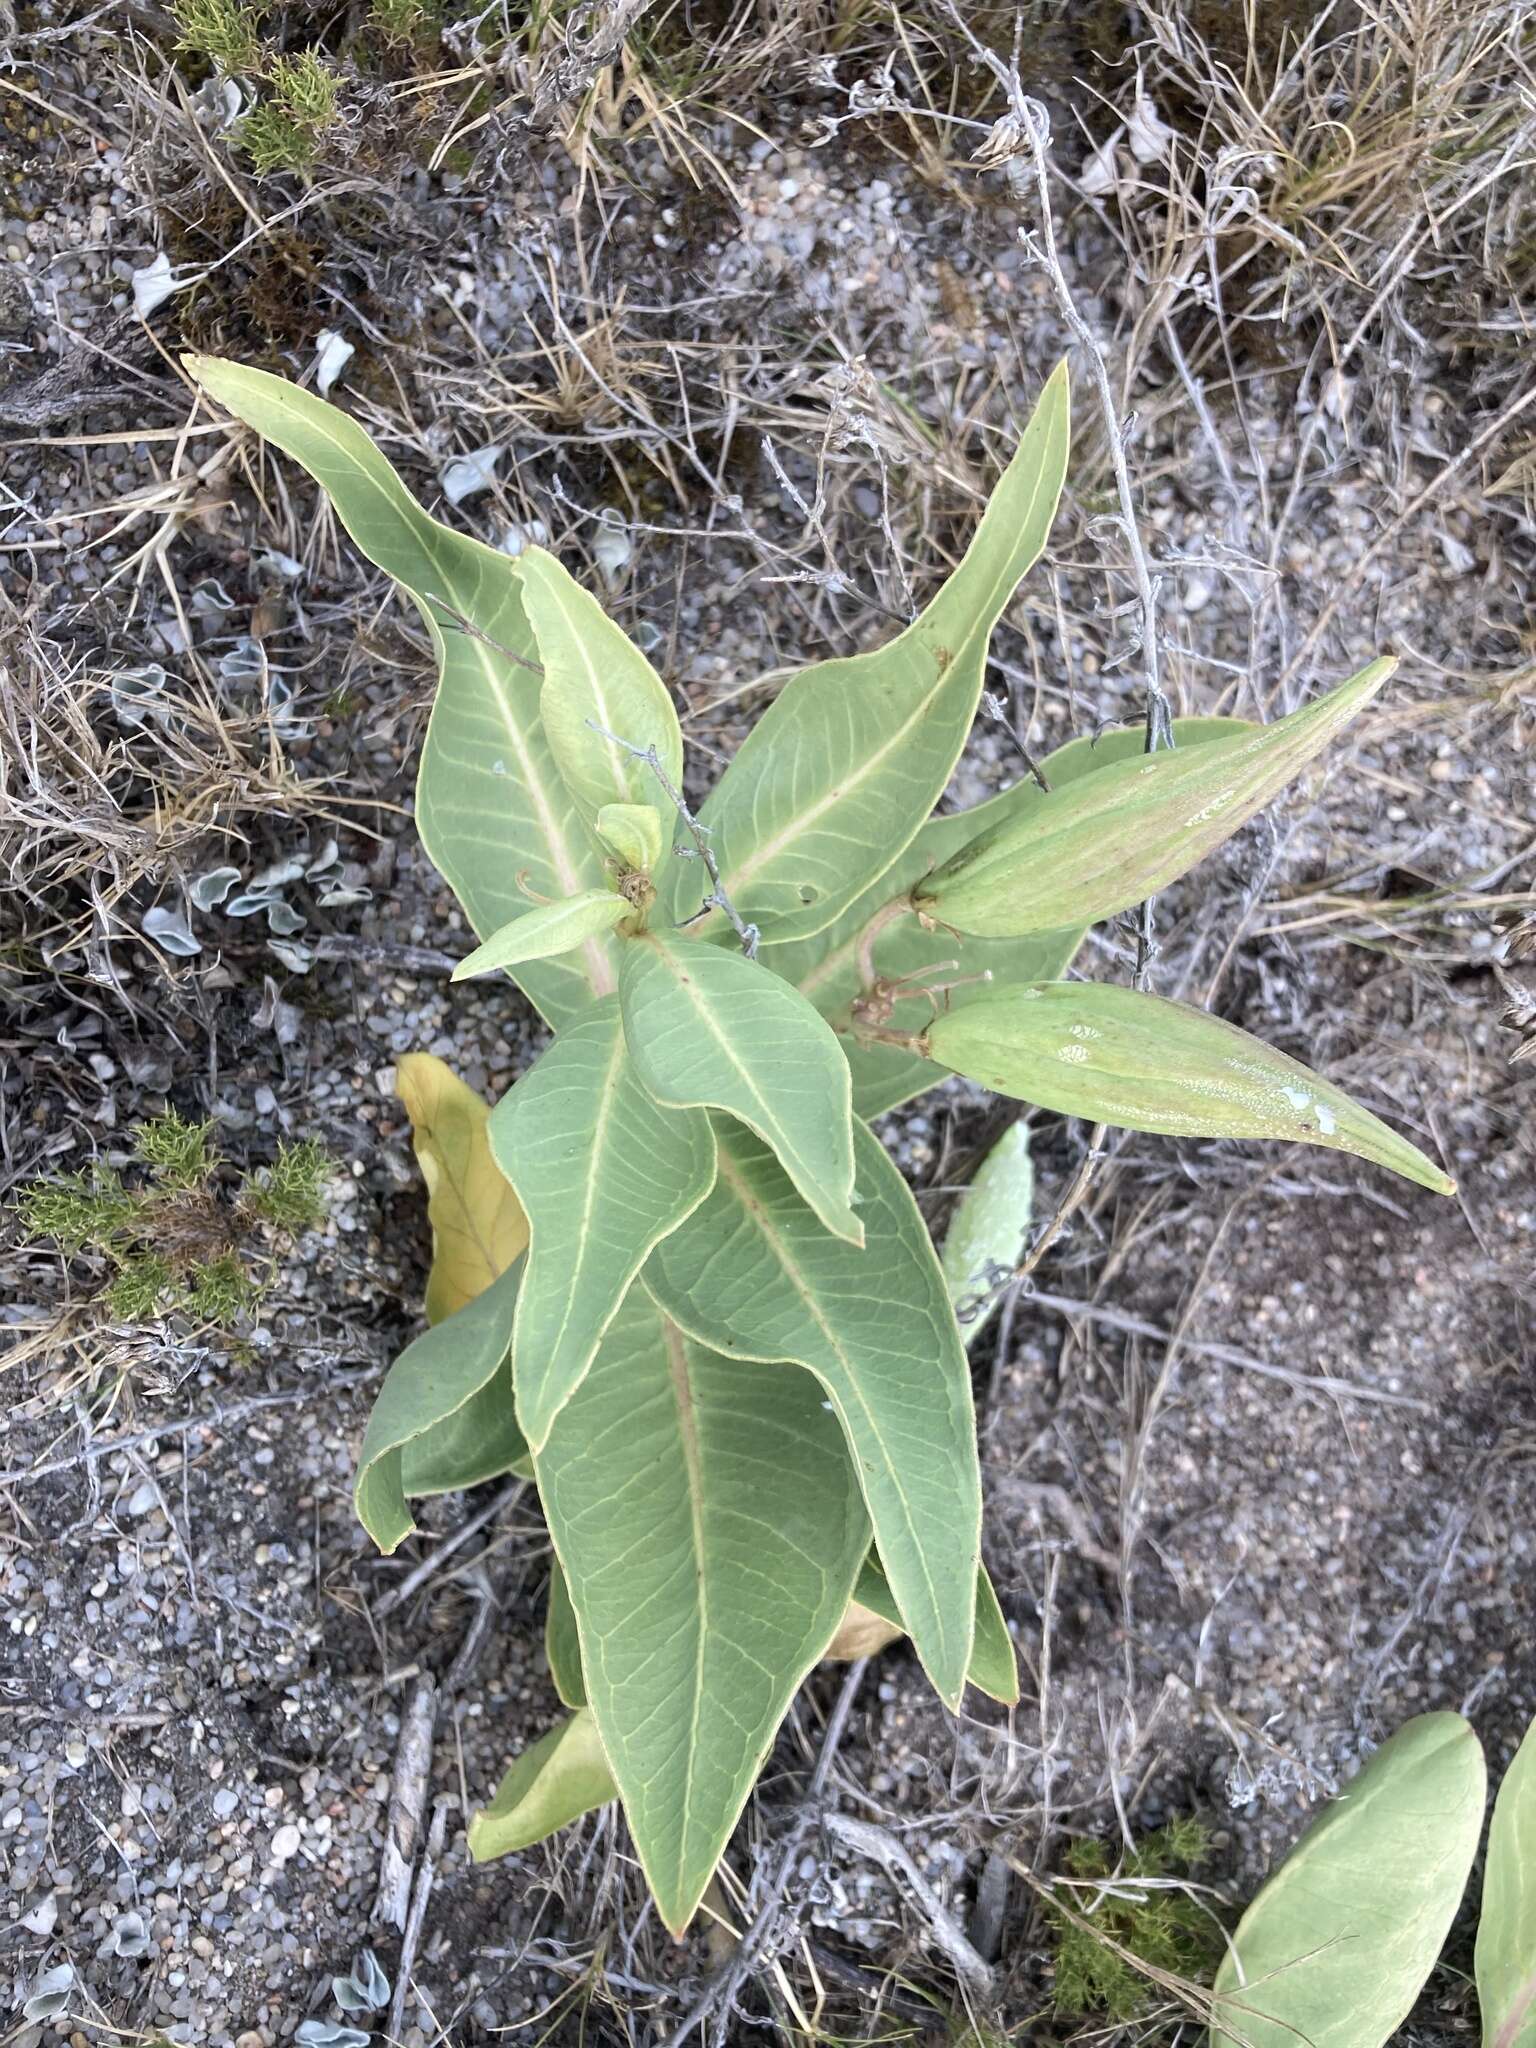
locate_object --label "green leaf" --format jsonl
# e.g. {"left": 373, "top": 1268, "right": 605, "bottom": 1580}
{"left": 450, "top": 889, "right": 628, "bottom": 982}
{"left": 468, "top": 1710, "right": 615, "bottom": 1862}
{"left": 185, "top": 357, "right": 614, "bottom": 1026}
{"left": 399, "top": 1370, "right": 530, "bottom": 1496}
{"left": 395, "top": 1052, "right": 529, "bottom": 1325}
{"left": 518, "top": 545, "right": 685, "bottom": 816}
{"left": 645, "top": 1117, "right": 980, "bottom": 1708}
{"left": 545, "top": 1558, "right": 585, "bottom": 1710}
{"left": 534, "top": 1289, "right": 869, "bottom": 1934}
{"left": 769, "top": 716, "right": 1254, "bottom": 1118}
{"left": 356, "top": 1261, "right": 522, "bottom": 1554}
{"left": 927, "top": 981, "right": 1456, "bottom": 1194}
{"left": 969, "top": 1560, "right": 1018, "bottom": 1706}
{"left": 920, "top": 658, "right": 1396, "bottom": 937}
{"left": 1476, "top": 1715, "right": 1536, "bottom": 2048}
{"left": 489, "top": 995, "right": 717, "bottom": 1449}
{"left": 596, "top": 802, "right": 665, "bottom": 875}
{"left": 672, "top": 359, "right": 1070, "bottom": 944}
{"left": 942, "top": 1121, "right": 1033, "bottom": 1345}
{"left": 1210, "top": 1713, "right": 1485, "bottom": 2048}
{"left": 618, "top": 928, "right": 860, "bottom": 1245}
{"left": 850, "top": 1552, "right": 1018, "bottom": 1705}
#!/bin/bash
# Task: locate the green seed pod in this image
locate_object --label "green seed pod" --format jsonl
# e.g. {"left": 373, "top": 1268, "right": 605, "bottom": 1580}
{"left": 915, "top": 657, "right": 1395, "bottom": 937}
{"left": 925, "top": 981, "right": 1455, "bottom": 1194}
{"left": 941, "top": 1121, "right": 1033, "bottom": 1344}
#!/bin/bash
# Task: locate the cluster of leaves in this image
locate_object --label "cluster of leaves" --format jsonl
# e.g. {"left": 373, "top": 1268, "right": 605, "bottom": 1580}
{"left": 1211, "top": 1711, "right": 1536, "bottom": 2048}
{"left": 1048, "top": 1819, "right": 1218, "bottom": 2020}
{"left": 171, "top": 0, "right": 434, "bottom": 177}
{"left": 18, "top": 1109, "right": 328, "bottom": 1326}
{"left": 184, "top": 350, "right": 1454, "bottom": 1938}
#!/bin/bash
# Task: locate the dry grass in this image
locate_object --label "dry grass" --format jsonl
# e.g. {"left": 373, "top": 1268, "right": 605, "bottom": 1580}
{"left": 1, "top": 1, "right": 1533, "bottom": 2042}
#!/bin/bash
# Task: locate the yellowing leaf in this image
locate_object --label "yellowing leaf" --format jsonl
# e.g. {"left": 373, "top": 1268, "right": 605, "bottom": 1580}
{"left": 396, "top": 1052, "right": 529, "bottom": 1324}
{"left": 468, "top": 1710, "right": 615, "bottom": 1862}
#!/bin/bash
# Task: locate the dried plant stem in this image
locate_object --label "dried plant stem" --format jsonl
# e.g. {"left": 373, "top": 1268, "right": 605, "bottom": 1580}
{"left": 589, "top": 721, "right": 760, "bottom": 956}
{"left": 949, "top": 11, "right": 1174, "bottom": 997}
{"left": 1015, "top": 1123, "right": 1109, "bottom": 1281}
{"left": 853, "top": 893, "right": 916, "bottom": 989}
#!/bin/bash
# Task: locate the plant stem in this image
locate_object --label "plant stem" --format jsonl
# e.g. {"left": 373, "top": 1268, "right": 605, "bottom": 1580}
{"left": 587, "top": 722, "right": 760, "bottom": 957}
{"left": 853, "top": 892, "right": 915, "bottom": 991}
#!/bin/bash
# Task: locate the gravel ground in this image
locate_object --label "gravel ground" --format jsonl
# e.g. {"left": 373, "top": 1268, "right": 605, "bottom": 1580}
{"left": 3, "top": 6, "right": 1534, "bottom": 2043}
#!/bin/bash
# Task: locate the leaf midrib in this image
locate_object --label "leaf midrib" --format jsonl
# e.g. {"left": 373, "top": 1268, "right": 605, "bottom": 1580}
{"left": 662, "top": 1317, "right": 710, "bottom": 1905}
{"left": 530, "top": 1022, "right": 627, "bottom": 1420}
{"left": 709, "top": 420, "right": 1061, "bottom": 918}
{"left": 641, "top": 937, "right": 793, "bottom": 1163}
{"left": 250, "top": 388, "right": 612, "bottom": 1003}
{"left": 713, "top": 1141, "right": 954, "bottom": 1695}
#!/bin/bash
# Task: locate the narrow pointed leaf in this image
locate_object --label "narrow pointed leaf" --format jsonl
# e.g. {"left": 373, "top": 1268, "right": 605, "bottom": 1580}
{"left": 770, "top": 716, "right": 1253, "bottom": 1117}
{"left": 969, "top": 1561, "right": 1017, "bottom": 1705}
{"left": 395, "top": 1053, "right": 528, "bottom": 1325}
{"left": 942, "top": 1121, "right": 1033, "bottom": 1345}
{"left": 185, "top": 357, "right": 614, "bottom": 1024}
{"left": 467, "top": 1710, "right": 615, "bottom": 1862}
{"left": 847, "top": 1553, "right": 1018, "bottom": 1704}
{"left": 1210, "top": 1713, "right": 1485, "bottom": 2048}
{"left": 1476, "top": 1715, "right": 1536, "bottom": 2048}
{"left": 645, "top": 1118, "right": 980, "bottom": 1707}
{"left": 919, "top": 658, "right": 1396, "bottom": 936}
{"left": 672, "top": 359, "right": 1070, "bottom": 942}
{"left": 451, "top": 890, "right": 628, "bottom": 982}
{"left": 534, "top": 1290, "right": 869, "bottom": 1933}
{"left": 545, "top": 1559, "right": 586, "bottom": 1710}
{"left": 489, "top": 996, "right": 717, "bottom": 1449}
{"left": 618, "top": 928, "right": 860, "bottom": 1244}
{"left": 356, "top": 1261, "right": 522, "bottom": 1553}
{"left": 927, "top": 982, "right": 1455, "bottom": 1194}
{"left": 518, "top": 545, "right": 684, "bottom": 816}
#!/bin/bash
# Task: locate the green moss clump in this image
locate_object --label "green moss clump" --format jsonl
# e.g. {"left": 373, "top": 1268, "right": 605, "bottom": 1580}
{"left": 173, "top": 0, "right": 267, "bottom": 72}
{"left": 17, "top": 1115, "right": 330, "bottom": 1331}
{"left": 237, "top": 52, "right": 343, "bottom": 174}
{"left": 245, "top": 1138, "right": 330, "bottom": 1232}
{"left": 132, "top": 1107, "right": 213, "bottom": 1189}
{"left": 1048, "top": 1819, "right": 1221, "bottom": 2021}
{"left": 370, "top": 0, "right": 439, "bottom": 44}
{"left": 17, "top": 1171, "right": 139, "bottom": 1254}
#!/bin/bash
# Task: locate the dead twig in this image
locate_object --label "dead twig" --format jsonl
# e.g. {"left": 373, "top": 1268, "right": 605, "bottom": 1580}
{"left": 0, "top": 1365, "right": 382, "bottom": 1489}
{"left": 821, "top": 1812, "right": 995, "bottom": 1995}
{"left": 387, "top": 1799, "right": 449, "bottom": 2042}
{"left": 589, "top": 722, "right": 760, "bottom": 956}
{"left": 374, "top": 1478, "right": 524, "bottom": 1617}
{"left": 374, "top": 1675, "right": 438, "bottom": 1931}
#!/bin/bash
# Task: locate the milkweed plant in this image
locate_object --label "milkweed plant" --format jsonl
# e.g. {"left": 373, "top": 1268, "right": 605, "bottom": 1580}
{"left": 187, "top": 355, "right": 1454, "bottom": 1934}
